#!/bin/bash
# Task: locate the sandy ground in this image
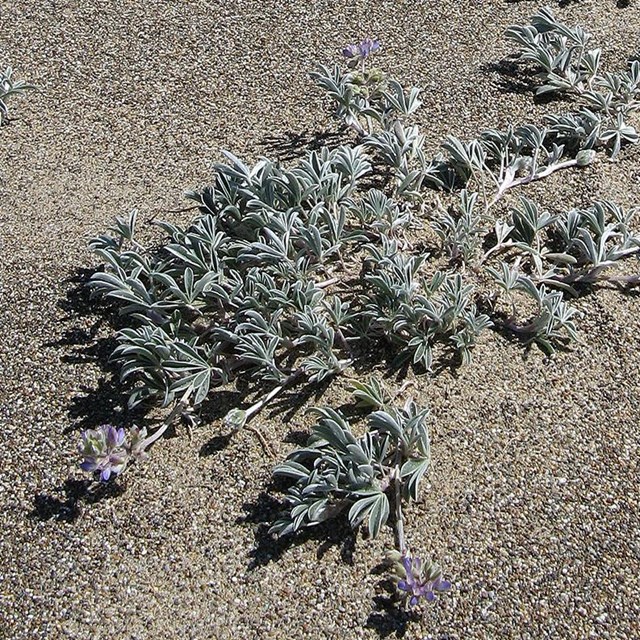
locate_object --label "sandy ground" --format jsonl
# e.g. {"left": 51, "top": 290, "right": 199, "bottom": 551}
{"left": 1, "top": 0, "right": 639, "bottom": 638}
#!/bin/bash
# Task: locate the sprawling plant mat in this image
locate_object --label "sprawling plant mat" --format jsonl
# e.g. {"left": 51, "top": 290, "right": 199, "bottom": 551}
{"left": 1, "top": 1, "right": 639, "bottom": 638}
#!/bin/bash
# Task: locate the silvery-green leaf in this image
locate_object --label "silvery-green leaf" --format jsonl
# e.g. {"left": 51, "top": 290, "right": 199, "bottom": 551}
{"left": 367, "top": 492, "right": 389, "bottom": 538}
{"left": 401, "top": 457, "right": 430, "bottom": 501}
{"left": 368, "top": 410, "right": 403, "bottom": 438}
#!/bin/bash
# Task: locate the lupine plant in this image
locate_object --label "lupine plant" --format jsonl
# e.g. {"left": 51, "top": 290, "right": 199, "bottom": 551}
{"left": 270, "top": 378, "right": 450, "bottom": 607}
{"left": 79, "top": 9, "right": 640, "bottom": 616}
{"left": 0, "top": 66, "right": 34, "bottom": 124}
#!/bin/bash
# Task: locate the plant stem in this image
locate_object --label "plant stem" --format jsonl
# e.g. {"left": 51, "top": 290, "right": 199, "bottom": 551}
{"left": 316, "top": 277, "right": 339, "bottom": 289}
{"left": 394, "top": 450, "right": 406, "bottom": 554}
{"left": 244, "top": 369, "right": 304, "bottom": 421}
{"left": 539, "top": 269, "right": 640, "bottom": 287}
{"left": 238, "top": 369, "right": 305, "bottom": 457}
{"left": 347, "top": 116, "right": 367, "bottom": 138}
{"left": 489, "top": 157, "right": 583, "bottom": 208}
{"left": 480, "top": 240, "right": 514, "bottom": 265}
{"left": 139, "top": 387, "right": 193, "bottom": 451}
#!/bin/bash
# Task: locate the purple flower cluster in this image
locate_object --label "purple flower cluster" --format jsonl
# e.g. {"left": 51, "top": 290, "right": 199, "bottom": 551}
{"left": 342, "top": 38, "right": 380, "bottom": 60}
{"left": 397, "top": 554, "right": 451, "bottom": 607}
{"left": 79, "top": 424, "right": 147, "bottom": 481}
{"left": 79, "top": 424, "right": 128, "bottom": 481}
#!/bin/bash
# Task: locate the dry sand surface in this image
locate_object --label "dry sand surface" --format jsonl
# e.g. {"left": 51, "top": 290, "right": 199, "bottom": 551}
{"left": 1, "top": 0, "right": 640, "bottom": 638}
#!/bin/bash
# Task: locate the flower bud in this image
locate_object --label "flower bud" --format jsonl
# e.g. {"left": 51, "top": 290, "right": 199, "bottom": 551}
{"left": 576, "top": 149, "right": 596, "bottom": 167}
{"left": 224, "top": 408, "right": 247, "bottom": 432}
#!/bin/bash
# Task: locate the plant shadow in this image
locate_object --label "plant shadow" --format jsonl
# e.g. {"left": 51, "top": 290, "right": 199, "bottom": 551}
{"left": 198, "top": 389, "right": 247, "bottom": 422}
{"left": 480, "top": 58, "right": 539, "bottom": 96}
{"left": 47, "top": 267, "right": 138, "bottom": 431}
{"left": 266, "top": 377, "right": 333, "bottom": 423}
{"left": 29, "top": 478, "right": 126, "bottom": 523}
{"left": 63, "top": 371, "right": 140, "bottom": 433}
{"left": 349, "top": 336, "right": 464, "bottom": 383}
{"left": 364, "top": 558, "right": 425, "bottom": 639}
{"left": 199, "top": 432, "right": 234, "bottom": 457}
{"left": 366, "top": 594, "right": 420, "bottom": 639}
{"left": 488, "top": 312, "right": 575, "bottom": 358}
{"left": 480, "top": 57, "right": 569, "bottom": 106}
{"left": 238, "top": 489, "right": 357, "bottom": 570}
{"left": 259, "top": 128, "right": 352, "bottom": 163}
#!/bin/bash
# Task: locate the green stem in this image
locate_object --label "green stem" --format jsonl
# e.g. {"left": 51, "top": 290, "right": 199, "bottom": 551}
{"left": 394, "top": 449, "right": 406, "bottom": 554}
{"left": 139, "top": 387, "right": 193, "bottom": 451}
{"left": 245, "top": 369, "right": 305, "bottom": 421}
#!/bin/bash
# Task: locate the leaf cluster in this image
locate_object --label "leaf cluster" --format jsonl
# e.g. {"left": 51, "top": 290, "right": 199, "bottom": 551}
{"left": 87, "top": 11, "right": 640, "bottom": 418}
{"left": 0, "top": 65, "right": 35, "bottom": 124}
{"left": 270, "top": 381, "right": 430, "bottom": 538}
{"left": 89, "top": 146, "right": 493, "bottom": 409}
{"left": 506, "top": 7, "right": 640, "bottom": 158}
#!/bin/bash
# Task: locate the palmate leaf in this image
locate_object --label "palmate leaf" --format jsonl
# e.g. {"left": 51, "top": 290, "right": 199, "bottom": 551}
{"left": 508, "top": 281, "right": 580, "bottom": 352}
{"left": 332, "top": 144, "right": 372, "bottom": 182}
{"left": 348, "top": 491, "right": 390, "bottom": 538}
{"left": 401, "top": 457, "right": 430, "bottom": 501}
{"left": 167, "top": 368, "right": 212, "bottom": 405}
{"left": 301, "top": 351, "right": 350, "bottom": 384}
{"left": 599, "top": 113, "right": 639, "bottom": 159}
{"left": 408, "top": 335, "right": 433, "bottom": 371}
{"left": 399, "top": 400, "right": 431, "bottom": 456}
{"left": 152, "top": 268, "right": 219, "bottom": 307}
{"left": 308, "top": 407, "right": 357, "bottom": 452}
{"left": 90, "top": 271, "right": 178, "bottom": 317}
{"left": 442, "top": 136, "right": 487, "bottom": 180}
{"left": 509, "top": 197, "right": 556, "bottom": 246}
{"left": 112, "top": 326, "right": 183, "bottom": 406}
{"left": 272, "top": 460, "right": 312, "bottom": 482}
{"left": 383, "top": 79, "right": 422, "bottom": 117}
{"left": 349, "top": 377, "right": 389, "bottom": 410}
{"left": 269, "top": 494, "right": 346, "bottom": 537}
{"left": 368, "top": 409, "right": 403, "bottom": 439}
{"left": 396, "top": 166, "right": 425, "bottom": 199}
{"left": 346, "top": 438, "right": 376, "bottom": 467}
{"left": 310, "top": 64, "right": 359, "bottom": 110}
{"left": 163, "top": 341, "right": 226, "bottom": 405}
{"left": 486, "top": 262, "right": 520, "bottom": 294}
{"left": 110, "top": 210, "right": 138, "bottom": 244}
{"left": 0, "top": 65, "right": 36, "bottom": 124}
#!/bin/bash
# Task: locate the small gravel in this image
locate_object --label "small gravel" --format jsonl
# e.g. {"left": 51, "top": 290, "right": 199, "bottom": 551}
{"left": 1, "top": 1, "right": 639, "bottom": 638}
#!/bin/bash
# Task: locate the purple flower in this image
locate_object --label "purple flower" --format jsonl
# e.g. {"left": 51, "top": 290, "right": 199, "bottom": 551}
{"left": 359, "top": 38, "right": 380, "bottom": 58}
{"left": 342, "top": 44, "right": 360, "bottom": 58}
{"left": 79, "top": 424, "right": 129, "bottom": 481}
{"left": 342, "top": 38, "right": 381, "bottom": 60}
{"left": 397, "top": 554, "right": 451, "bottom": 607}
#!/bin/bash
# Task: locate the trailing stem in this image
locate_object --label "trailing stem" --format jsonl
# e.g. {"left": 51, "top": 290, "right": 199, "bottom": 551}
{"left": 394, "top": 449, "right": 407, "bottom": 555}
{"left": 139, "top": 387, "right": 194, "bottom": 451}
